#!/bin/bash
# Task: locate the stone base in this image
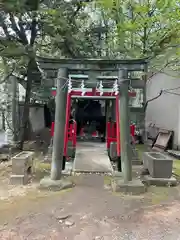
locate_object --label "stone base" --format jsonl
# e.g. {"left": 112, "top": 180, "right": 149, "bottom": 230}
{"left": 23, "top": 141, "right": 37, "bottom": 151}
{"left": 132, "top": 160, "right": 143, "bottom": 166}
{"left": 112, "top": 178, "right": 147, "bottom": 195}
{"left": 142, "top": 175, "right": 178, "bottom": 187}
{"left": 10, "top": 174, "right": 29, "bottom": 185}
{"left": 112, "top": 171, "right": 123, "bottom": 178}
{"left": 0, "top": 154, "right": 9, "bottom": 161}
{"left": 62, "top": 169, "right": 72, "bottom": 176}
{"left": 39, "top": 177, "right": 74, "bottom": 191}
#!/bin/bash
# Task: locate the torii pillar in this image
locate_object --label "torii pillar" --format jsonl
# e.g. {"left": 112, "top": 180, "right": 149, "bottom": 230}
{"left": 113, "top": 69, "right": 146, "bottom": 194}
{"left": 40, "top": 68, "right": 73, "bottom": 190}
{"left": 118, "top": 69, "right": 132, "bottom": 182}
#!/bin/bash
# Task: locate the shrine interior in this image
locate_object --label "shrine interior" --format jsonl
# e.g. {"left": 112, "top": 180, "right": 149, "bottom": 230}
{"left": 73, "top": 99, "right": 106, "bottom": 141}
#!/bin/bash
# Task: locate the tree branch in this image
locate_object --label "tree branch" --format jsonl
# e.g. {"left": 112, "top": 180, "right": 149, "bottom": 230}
{"left": 63, "top": 39, "right": 77, "bottom": 58}
{"left": 143, "top": 90, "right": 163, "bottom": 112}
{"left": 18, "top": 15, "right": 29, "bottom": 41}
{"left": 30, "top": 15, "right": 38, "bottom": 46}
{"left": 9, "top": 13, "right": 29, "bottom": 45}
{"left": 69, "top": 1, "right": 84, "bottom": 23}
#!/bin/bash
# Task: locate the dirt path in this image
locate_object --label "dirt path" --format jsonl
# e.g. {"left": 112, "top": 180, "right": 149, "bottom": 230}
{"left": 0, "top": 174, "right": 180, "bottom": 239}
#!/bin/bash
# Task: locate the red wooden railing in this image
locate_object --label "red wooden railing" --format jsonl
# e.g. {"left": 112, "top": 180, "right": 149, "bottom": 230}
{"left": 106, "top": 120, "right": 136, "bottom": 156}
{"left": 50, "top": 120, "right": 77, "bottom": 157}
{"left": 51, "top": 88, "right": 136, "bottom": 159}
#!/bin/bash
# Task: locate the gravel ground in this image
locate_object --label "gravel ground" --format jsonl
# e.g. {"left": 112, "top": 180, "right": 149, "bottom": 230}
{"left": 0, "top": 174, "right": 180, "bottom": 239}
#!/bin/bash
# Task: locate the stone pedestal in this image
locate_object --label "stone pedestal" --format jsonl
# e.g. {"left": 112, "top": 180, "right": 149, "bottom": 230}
{"left": 112, "top": 178, "right": 147, "bottom": 195}
{"left": 39, "top": 177, "right": 74, "bottom": 191}
{"left": 141, "top": 152, "right": 177, "bottom": 187}
{"left": 10, "top": 151, "right": 34, "bottom": 185}
{"left": 142, "top": 175, "right": 177, "bottom": 187}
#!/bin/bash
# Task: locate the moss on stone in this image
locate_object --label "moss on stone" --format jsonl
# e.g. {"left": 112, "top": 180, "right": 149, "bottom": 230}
{"left": 35, "top": 161, "right": 51, "bottom": 171}
{"left": 173, "top": 160, "right": 180, "bottom": 177}
{"left": 34, "top": 160, "right": 51, "bottom": 180}
{"left": 104, "top": 175, "right": 112, "bottom": 185}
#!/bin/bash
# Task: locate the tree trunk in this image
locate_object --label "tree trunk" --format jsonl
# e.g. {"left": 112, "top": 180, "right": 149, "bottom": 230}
{"left": 2, "top": 110, "right": 5, "bottom": 130}
{"left": 19, "top": 59, "right": 34, "bottom": 150}
{"left": 11, "top": 75, "right": 19, "bottom": 142}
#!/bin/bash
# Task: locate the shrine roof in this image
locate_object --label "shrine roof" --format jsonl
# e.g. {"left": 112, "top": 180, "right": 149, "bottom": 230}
{"left": 37, "top": 57, "right": 148, "bottom": 64}
{"left": 37, "top": 57, "right": 148, "bottom": 72}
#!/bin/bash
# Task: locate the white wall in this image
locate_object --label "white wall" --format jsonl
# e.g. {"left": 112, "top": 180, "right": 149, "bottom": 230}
{"left": 29, "top": 107, "right": 45, "bottom": 132}
{"left": 146, "top": 72, "right": 180, "bottom": 148}
{"left": 19, "top": 84, "right": 25, "bottom": 101}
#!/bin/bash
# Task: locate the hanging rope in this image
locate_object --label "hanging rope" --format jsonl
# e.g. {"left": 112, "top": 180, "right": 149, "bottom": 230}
{"left": 80, "top": 80, "right": 86, "bottom": 96}
{"left": 68, "top": 76, "right": 72, "bottom": 93}
{"left": 98, "top": 80, "right": 103, "bottom": 96}
{"left": 112, "top": 79, "right": 118, "bottom": 95}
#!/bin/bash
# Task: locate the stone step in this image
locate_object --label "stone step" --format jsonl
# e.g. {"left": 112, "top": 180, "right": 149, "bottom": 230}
{"left": 73, "top": 142, "right": 113, "bottom": 173}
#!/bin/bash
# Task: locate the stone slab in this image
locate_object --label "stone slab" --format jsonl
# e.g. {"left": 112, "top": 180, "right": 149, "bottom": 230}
{"left": 142, "top": 175, "right": 178, "bottom": 187}
{"left": 167, "top": 150, "right": 180, "bottom": 158}
{"left": 111, "top": 178, "right": 147, "bottom": 195}
{"left": 10, "top": 174, "right": 29, "bottom": 185}
{"left": 112, "top": 171, "right": 123, "bottom": 178}
{"left": 39, "top": 177, "right": 74, "bottom": 191}
{"left": 12, "top": 151, "right": 34, "bottom": 179}
{"left": 132, "top": 160, "right": 143, "bottom": 166}
{"left": 73, "top": 142, "right": 113, "bottom": 173}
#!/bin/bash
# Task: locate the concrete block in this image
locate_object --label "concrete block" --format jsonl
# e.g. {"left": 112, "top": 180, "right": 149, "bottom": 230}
{"left": 10, "top": 174, "right": 29, "bottom": 185}
{"left": 132, "top": 159, "right": 143, "bottom": 166}
{"left": 109, "top": 142, "right": 117, "bottom": 161}
{"left": 111, "top": 178, "right": 147, "bottom": 195}
{"left": 39, "top": 177, "right": 74, "bottom": 191}
{"left": 142, "top": 175, "right": 178, "bottom": 187}
{"left": 10, "top": 151, "right": 34, "bottom": 185}
{"left": 143, "top": 152, "right": 173, "bottom": 178}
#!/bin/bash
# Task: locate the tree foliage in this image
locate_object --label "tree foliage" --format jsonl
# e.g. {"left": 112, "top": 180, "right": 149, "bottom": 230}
{"left": 1, "top": 0, "right": 180, "bottom": 145}
{"left": 38, "top": 1, "right": 98, "bottom": 58}
{"left": 1, "top": 0, "right": 180, "bottom": 71}
{"left": 0, "top": 0, "right": 100, "bottom": 147}
{"left": 0, "top": 0, "right": 100, "bottom": 61}
{"left": 97, "top": 0, "right": 180, "bottom": 72}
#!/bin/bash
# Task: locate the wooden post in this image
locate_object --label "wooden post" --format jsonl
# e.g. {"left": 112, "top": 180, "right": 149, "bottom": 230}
{"left": 105, "top": 100, "right": 110, "bottom": 138}
{"left": 111, "top": 99, "right": 116, "bottom": 121}
{"left": 51, "top": 68, "right": 68, "bottom": 180}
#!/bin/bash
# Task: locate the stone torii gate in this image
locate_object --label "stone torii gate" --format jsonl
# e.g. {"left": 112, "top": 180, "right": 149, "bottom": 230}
{"left": 38, "top": 58, "right": 148, "bottom": 191}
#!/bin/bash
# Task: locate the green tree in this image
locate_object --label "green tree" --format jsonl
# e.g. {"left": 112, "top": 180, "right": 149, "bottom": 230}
{"left": 0, "top": 0, "right": 97, "bottom": 148}
{"left": 0, "top": 0, "right": 40, "bottom": 148}
{"left": 97, "top": 0, "right": 180, "bottom": 72}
